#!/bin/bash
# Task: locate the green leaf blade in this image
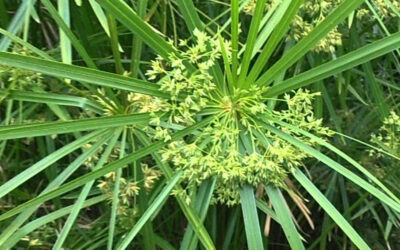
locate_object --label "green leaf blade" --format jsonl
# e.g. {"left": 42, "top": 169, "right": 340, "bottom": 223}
{"left": 266, "top": 186, "right": 305, "bottom": 250}
{"left": 293, "top": 169, "right": 371, "bottom": 250}
{"left": 0, "top": 52, "right": 168, "bottom": 98}
{"left": 239, "top": 185, "right": 264, "bottom": 250}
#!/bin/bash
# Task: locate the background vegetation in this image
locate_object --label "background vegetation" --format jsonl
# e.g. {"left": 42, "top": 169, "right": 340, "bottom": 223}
{"left": 1, "top": 0, "right": 400, "bottom": 249}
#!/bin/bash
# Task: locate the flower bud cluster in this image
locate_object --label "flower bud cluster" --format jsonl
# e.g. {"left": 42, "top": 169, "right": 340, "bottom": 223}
{"left": 0, "top": 46, "right": 44, "bottom": 90}
{"left": 145, "top": 28, "right": 226, "bottom": 125}
{"left": 97, "top": 162, "right": 161, "bottom": 229}
{"left": 365, "top": 111, "right": 400, "bottom": 180}
{"left": 370, "top": 111, "right": 400, "bottom": 158}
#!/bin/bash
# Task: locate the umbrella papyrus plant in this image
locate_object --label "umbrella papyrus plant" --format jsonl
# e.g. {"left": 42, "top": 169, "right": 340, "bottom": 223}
{"left": 1, "top": 0, "right": 400, "bottom": 249}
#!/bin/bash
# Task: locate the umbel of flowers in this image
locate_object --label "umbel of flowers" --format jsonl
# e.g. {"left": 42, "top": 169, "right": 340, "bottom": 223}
{"left": 371, "top": 111, "right": 400, "bottom": 158}
{"left": 0, "top": 46, "right": 44, "bottom": 91}
{"left": 367, "top": 111, "right": 400, "bottom": 179}
{"left": 129, "top": 29, "right": 334, "bottom": 205}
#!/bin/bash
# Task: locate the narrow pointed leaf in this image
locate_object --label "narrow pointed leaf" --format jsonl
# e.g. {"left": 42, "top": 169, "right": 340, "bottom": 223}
{"left": 237, "top": 0, "right": 267, "bottom": 87}
{"left": 0, "top": 113, "right": 151, "bottom": 140}
{"left": 239, "top": 185, "right": 264, "bottom": 250}
{"left": 270, "top": 117, "right": 400, "bottom": 204}
{"left": 0, "top": 130, "right": 106, "bottom": 200}
{"left": 3, "top": 195, "right": 107, "bottom": 249}
{"left": 0, "top": 89, "right": 103, "bottom": 113}
{"left": 259, "top": 121, "right": 400, "bottom": 214}
{"left": 246, "top": 0, "right": 302, "bottom": 84}
{"left": 264, "top": 32, "right": 400, "bottom": 97}
{"left": 0, "top": 52, "right": 168, "bottom": 98}
{"left": 53, "top": 130, "right": 121, "bottom": 250}
{"left": 175, "top": 0, "right": 203, "bottom": 33}
{"left": 0, "top": 132, "right": 111, "bottom": 245}
{"left": 96, "top": 0, "right": 175, "bottom": 59}
{"left": 266, "top": 186, "right": 304, "bottom": 250}
{"left": 293, "top": 169, "right": 370, "bottom": 250}
{"left": 256, "top": 0, "right": 364, "bottom": 86}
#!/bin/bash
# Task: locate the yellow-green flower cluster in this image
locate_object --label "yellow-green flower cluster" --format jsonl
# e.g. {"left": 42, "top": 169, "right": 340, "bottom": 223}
{"left": 0, "top": 47, "right": 44, "bottom": 90}
{"left": 291, "top": 0, "right": 344, "bottom": 53}
{"left": 82, "top": 143, "right": 104, "bottom": 169}
{"left": 97, "top": 171, "right": 140, "bottom": 205}
{"left": 243, "top": 0, "right": 278, "bottom": 15}
{"left": 22, "top": 224, "right": 55, "bottom": 248}
{"left": 291, "top": 16, "right": 342, "bottom": 53}
{"left": 366, "top": 111, "right": 400, "bottom": 180}
{"left": 143, "top": 29, "right": 332, "bottom": 205}
{"left": 97, "top": 163, "right": 161, "bottom": 230}
{"left": 278, "top": 89, "right": 333, "bottom": 136}
{"left": 370, "top": 111, "right": 400, "bottom": 158}
{"left": 157, "top": 87, "right": 331, "bottom": 205}
{"left": 90, "top": 88, "right": 119, "bottom": 116}
{"left": 146, "top": 28, "right": 225, "bottom": 125}
{"left": 370, "top": 0, "right": 400, "bottom": 19}
{"left": 127, "top": 92, "right": 165, "bottom": 113}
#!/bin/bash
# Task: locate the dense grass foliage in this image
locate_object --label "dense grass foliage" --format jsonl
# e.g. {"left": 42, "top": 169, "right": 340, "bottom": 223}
{"left": 1, "top": 0, "right": 400, "bottom": 249}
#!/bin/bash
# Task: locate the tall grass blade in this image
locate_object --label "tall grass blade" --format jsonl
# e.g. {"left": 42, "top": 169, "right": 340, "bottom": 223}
{"left": 246, "top": 0, "right": 302, "bottom": 84}
{"left": 58, "top": 0, "right": 72, "bottom": 65}
{"left": 175, "top": 0, "right": 203, "bottom": 33}
{"left": 0, "top": 1, "right": 37, "bottom": 51}
{"left": 0, "top": 52, "right": 168, "bottom": 98}
{"left": 0, "top": 113, "right": 151, "bottom": 140}
{"left": 41, "top": 0, "right": 96, "bottom": 68}
{"left": 237, "top": 0, "right": 267, "bottom": 88}
{"left": 239, "top": 185, "right": 264, "bottom": 250}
